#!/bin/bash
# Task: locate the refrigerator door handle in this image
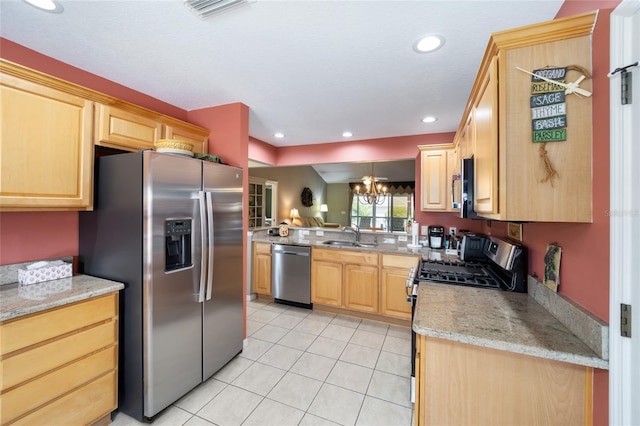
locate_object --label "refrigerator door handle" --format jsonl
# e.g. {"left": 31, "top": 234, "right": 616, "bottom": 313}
{"left": 205, "top": 192, "right": 214, "bottom": 300}
{"left": 197, "top": 191, "right": 207, "bottom": 303}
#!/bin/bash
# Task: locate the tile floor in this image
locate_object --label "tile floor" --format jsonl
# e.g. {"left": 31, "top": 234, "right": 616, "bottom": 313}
{"left": 110, "top": 299, "right": 413, "bottom": 426}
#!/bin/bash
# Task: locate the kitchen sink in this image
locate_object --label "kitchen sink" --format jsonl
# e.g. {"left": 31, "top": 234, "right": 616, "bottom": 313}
{"left": 322, "top": 240, "right": 356, "bottom": 246}
{"left": 354, "top": 243, "right": 377, "bottom": 248}
{"left": 321, "top": 240, "right": 377, "bottom": 248}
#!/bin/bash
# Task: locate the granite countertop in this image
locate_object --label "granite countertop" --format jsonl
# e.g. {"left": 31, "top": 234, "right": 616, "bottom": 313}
{"left": 251, "top": 234, "right": 452, "bottom": 258}
{"left": 413, "top": 283, "right": 608, "bottom": 369}
{"left": 0, "top": 274, "right": 124, "bottom": 322}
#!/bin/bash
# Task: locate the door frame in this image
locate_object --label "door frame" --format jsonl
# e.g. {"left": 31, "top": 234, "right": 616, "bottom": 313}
{"left": 609, "top": 1, "right": 640, "bottom": 424}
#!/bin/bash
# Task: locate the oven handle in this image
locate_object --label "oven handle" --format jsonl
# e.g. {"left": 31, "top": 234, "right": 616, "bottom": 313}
{"left": 406, "top": 267, "right": 416, "bottom": 302}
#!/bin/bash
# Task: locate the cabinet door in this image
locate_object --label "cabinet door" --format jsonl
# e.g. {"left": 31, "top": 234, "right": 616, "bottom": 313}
{"left": 252, "top": 243, "right": 272, "bottom": 295}
{"left": 343, "top": 264, "right": 379, "bottom": 313}
{"left": 380, "top": 255, "right": 417, "bottom": 320}
{"left": 311, "top": 261, "right": 342, "bottom": 307}
{"left": 420, "top": 149, "right": 448, "bottom": 211}
{"left": 1, "top": 73, "right": 93, "bottom": 210}
{"left": 459, "top": 112, "right": 474, "bottom": 160}
{"left": 164, "top": 123, "right": 208, "bottom": 154}
{"left": 420, "top": 336, "right": 591, "bottom": 425}
{"left": 380, "top": 267, "right": 412, "bottom": 320}
{"left": 95, "top": 103, "right": 162, "bottom": 151}
{"left": 473, "top": 56, "right": 499, "bottom": 215}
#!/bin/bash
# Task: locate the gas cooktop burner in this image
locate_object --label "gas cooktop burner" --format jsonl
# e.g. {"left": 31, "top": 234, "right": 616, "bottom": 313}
{"left": 414, "top": 236, "right": 528, "bottom": 293}
{"left": 418, "top": 259, "right": 501, "bottom": 289}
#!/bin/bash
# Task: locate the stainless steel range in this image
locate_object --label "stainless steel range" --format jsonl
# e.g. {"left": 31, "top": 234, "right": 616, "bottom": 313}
{"left": 408, "top": 235, "right": 527, "bottom": 403}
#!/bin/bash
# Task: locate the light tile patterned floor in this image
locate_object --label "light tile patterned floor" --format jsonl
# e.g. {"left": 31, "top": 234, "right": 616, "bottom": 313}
{"left": 110, "top": 299, "right": 413, "bottom": 426}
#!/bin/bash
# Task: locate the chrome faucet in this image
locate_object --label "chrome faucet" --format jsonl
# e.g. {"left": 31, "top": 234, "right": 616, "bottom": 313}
{"left": 342, "top": 224, "right": 361, "bottom": 242}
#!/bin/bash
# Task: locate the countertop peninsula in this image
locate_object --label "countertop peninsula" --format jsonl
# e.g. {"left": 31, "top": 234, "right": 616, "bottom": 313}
{"left": 413, "top": 282, "right": 608, "bottom": 369}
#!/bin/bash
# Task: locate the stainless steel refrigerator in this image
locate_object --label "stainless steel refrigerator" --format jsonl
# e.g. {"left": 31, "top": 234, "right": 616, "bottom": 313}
{"left": 79, "top": 150, "right": 243, "bottom": 421}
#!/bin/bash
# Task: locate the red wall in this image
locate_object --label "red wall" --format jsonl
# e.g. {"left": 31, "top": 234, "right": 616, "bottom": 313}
{"left": 252, "top": 133, "right": 454, "bottom": 166}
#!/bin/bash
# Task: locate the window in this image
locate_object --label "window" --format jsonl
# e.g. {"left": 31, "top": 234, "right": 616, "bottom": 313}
{"left": 350, "top": 192, "right": 414, "bottom": 231}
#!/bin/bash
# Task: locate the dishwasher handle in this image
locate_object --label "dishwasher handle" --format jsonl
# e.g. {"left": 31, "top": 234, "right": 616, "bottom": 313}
{"left": 275, "top": 250, "right": 310, "bottom": 256}
{"left": 272, "top": 244, "right": 311, "bottom": 256}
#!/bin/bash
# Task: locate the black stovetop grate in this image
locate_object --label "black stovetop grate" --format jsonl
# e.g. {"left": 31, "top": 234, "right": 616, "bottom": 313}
{"left": 417, "top": 259, "right": 502, "bottom": 289}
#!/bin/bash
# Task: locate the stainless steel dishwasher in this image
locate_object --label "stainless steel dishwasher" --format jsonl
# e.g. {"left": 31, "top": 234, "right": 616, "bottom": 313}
{"left": 271, "top": 243, "right": 311, "bottom": 307}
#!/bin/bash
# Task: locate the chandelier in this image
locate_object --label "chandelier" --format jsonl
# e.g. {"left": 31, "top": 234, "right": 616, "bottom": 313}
{"left": 354, "top": 167, "right": 388, "bottom": 205}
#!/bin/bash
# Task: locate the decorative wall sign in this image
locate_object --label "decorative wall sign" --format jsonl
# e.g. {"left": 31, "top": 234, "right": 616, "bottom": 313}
{"left": 520, "top": 67, "right": 569, "bottom": 144}
{"left": 507, "top": 222, "right": 523, "bottom": 242}
{"left": 544, "top": 243, "right": 562, "bottom": 292}
{"left": 516, "top": 65, "right": 592, "bottom": 187}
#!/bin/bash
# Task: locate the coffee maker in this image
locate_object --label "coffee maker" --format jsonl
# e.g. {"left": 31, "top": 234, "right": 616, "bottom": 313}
{"left": 428, "top": 225, "right": 445, "bottom": 249}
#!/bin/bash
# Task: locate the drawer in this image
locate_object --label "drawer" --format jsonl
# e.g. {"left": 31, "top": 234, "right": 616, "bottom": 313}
{"left": 1, "top": 346, "right": 117, "bottom": 424}
{"left": 1, "top": 320, "right": 117, "bottom": 390}
{"left": 382, "top": 254, "right": 420, "bottom": 269}
{"left": 1, "top": 293, "right": 117, "bottom": 355}
{"left": 254, "top": 242, "right": 272, "bottom": 255}
{"left": 11, "top": 371, "right": 117, "bottom": 426}
{"left": 312, "top": 248, "right": 379, "bottom": 266}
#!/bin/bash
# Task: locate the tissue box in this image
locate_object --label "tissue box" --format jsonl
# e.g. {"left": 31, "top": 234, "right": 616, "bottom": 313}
{"left": 18, "top": 261, "right": 72, "bottom": 285}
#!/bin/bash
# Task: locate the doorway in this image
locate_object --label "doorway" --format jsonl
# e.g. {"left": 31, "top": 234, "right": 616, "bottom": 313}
{"left": 265, "top": 180, "right": 278, "bottom": 226}
{"left": 609, "top": 1, "right": 640, "bottom": 424}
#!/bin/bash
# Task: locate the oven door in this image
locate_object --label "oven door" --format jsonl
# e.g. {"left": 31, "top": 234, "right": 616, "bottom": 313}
{"left": 406, "top": 267, "right": 418, "bottom": 404}
{"left": 410, "top": 290, "right": 417, "bottom": 404}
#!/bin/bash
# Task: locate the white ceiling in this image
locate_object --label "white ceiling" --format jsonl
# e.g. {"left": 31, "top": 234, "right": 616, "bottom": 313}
{"left": 1, "top": 0, "right": 563, "bottom": 183}
{"left": 1, "top": 0, "right": 563, "bottom": 148}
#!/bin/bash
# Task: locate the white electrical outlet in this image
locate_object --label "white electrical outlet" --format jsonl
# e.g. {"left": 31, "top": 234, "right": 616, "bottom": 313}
{"left": 301, "top": 229, "right": 310, "bottom": 236}
{"left": 421, "top": 225, "right": 428, "bottom": 235}
{"left": 316, "top": 230, "right": 324, "bottom": 236}
{"left": 398, "top": 235, "right": 408, "bottom": 242}
{"left": 449, "top": 227, "right": 457, "bottom": 236}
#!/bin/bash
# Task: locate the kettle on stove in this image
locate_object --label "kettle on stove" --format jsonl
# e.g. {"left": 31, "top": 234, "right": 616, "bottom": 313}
{"left": 428, "top": 225, "right": 445, "bottom": 249}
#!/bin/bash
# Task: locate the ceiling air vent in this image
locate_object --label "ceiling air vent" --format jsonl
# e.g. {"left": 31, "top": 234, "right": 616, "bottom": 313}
{"left": 184, "top": 0, "right": 247, "bottom": 19}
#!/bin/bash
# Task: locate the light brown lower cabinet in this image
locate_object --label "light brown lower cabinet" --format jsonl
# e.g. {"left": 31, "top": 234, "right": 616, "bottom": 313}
{"left": 311, "top": 249, "right": 418, "bottom": 319}
{"left": 252, "top": 242, "right": 272, "bottom": 296}
{"left": 0, "top": 293, "right": 119, "bottom": 426}
{"left": 414, "top": 335, "right": 594, "bottom": 426}
{"left": 380, "top": 254, "right": 418, "bottom": 320}
{"left": 311, "top": 248, "right": 379, "bottom": 313}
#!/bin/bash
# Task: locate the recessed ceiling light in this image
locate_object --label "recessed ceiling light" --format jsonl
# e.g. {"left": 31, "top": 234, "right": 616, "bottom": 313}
{"left": 23, "top": 0, "right": 63, "bottom": 13}
{"left": 274, "top": 132, "right": 285, "bottom": 138}
{"left": 414, "top": 35, "right": 444, "bottom": 53}
{"left": 422, "top": 116, "right": 437, "bottom": 123}
{"left": 342, "top": 131, "right": 353, "bottom": 138}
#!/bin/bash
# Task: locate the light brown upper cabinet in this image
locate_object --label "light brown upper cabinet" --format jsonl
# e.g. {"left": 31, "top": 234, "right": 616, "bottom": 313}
{"left": 473, "top": 56, "right": 499, "bottom": 215}
{"left": 1, "top": 61, "right": 94, "bottom": 211}
{"left": 95, "top": 104, "right": 162, "bottom": 151}
{"left": 96, "top": 104, "right": 209, "bottom": 154}
{"left": 163, "top": 122, "right": 208, "bottom": 154}
{"left": 0, "top": 59, "right": 210, "bottom": 211}
{"left": 455, "top": 12, "right": 596, "bottom": 222}
{"left": 420, "top": 144, "right": 458, "bottom": 212}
